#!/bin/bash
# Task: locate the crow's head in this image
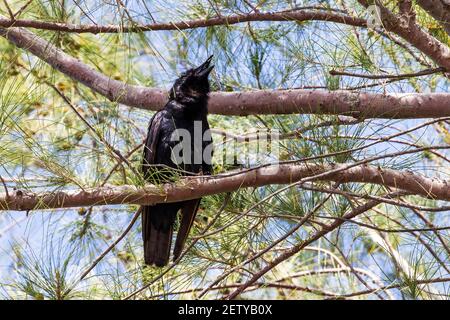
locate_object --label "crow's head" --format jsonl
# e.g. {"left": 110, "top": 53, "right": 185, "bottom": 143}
{"left": 169, "top": 55, "right": 214, "bottom": 102}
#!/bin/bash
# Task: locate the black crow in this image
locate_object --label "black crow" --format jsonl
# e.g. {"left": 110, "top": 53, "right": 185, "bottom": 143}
{"left": 141, "top": 56, "right": 214, "bottom": 267}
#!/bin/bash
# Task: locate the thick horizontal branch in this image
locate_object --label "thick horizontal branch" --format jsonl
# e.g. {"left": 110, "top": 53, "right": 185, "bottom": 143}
{"left": 1, "top": 24, "right": 449, "bottom": 118}
{"left": 1, "top": 163, "right": 449, "bottom": 211}
{"left": 0, "top": 9, "right": 367, "bottom": 33}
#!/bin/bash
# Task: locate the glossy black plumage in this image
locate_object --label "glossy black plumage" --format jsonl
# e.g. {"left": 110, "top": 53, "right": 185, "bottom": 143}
{"left": 141, "top": 56, "right": 214, "bottom": 267}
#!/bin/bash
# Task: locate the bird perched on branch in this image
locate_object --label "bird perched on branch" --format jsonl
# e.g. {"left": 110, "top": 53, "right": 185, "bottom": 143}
{"left": 141, "top": 56, "right": 214, "bottom": 267}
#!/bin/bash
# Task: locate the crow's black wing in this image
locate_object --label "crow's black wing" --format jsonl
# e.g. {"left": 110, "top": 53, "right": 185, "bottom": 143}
{"left": 141, "top": 110, "right": 176, "bottom": 266}
{"left": 142, "top": 111, "right": 164, "bottom": 177}
{"left": 173, "top": 116, "right": 212, "bottom": 261}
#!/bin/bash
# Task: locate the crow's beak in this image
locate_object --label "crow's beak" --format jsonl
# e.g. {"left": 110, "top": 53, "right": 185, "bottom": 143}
{"left": 194, "top": 55, "right": 214, "bottom": 78}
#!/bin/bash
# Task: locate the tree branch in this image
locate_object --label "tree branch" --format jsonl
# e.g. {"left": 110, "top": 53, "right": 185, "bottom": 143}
{"left": 1, "top": 21, "right": 449, "bottom": 118}
{"left": 0, "top": 9, "right": 367, "bottom": 33}
{"left": 329, "top": 67, "right": 445, "bottom": 79}
{"left": 334, "top": 277, "right": 450, "bottom": 299}
{"left": 416, "top": 0, "right": 450, "bottom": 36}
{"left": 76, "top": 208, "right": 141, "bottom": 282}
{"left": 358, "top": 0, "right": 450, "bottom": 71}
{"left": 225, "top": 195, "right": 395, "bottom": 299}
{"left": 1, "top": 0, "right": 14, "bottom": 20}
{"left": 1, "top": 163, "right": 450, "bottom": 211}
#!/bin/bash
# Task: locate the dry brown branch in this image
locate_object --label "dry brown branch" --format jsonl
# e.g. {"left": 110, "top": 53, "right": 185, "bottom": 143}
{"left": 2, "top": 162, "right": 447, "bottom": 210}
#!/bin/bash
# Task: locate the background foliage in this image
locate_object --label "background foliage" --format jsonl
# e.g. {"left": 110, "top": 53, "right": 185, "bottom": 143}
{"left": 0, "top": 0, "right": 448, "bottom": 299}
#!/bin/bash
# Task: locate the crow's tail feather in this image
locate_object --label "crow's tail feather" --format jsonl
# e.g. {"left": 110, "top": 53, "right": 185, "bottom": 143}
{"left": 173, "top": 199, "right": 201, "bottom": 261}
{"left": 142, "top": 205, "right": 174, "bottom": 267}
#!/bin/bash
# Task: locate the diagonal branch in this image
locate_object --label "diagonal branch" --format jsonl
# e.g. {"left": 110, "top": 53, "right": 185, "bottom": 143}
{"left": 329, "top": 67, "right": 445, "bottom": 79}
{"left": 1, "top": 0, "right": 14, "bottom": 20}
{"left": 358, "top": 0, "right": 450, "bottom": 71}
{"left": 76, "top": 208, "right": 141, "bottom": 283}
{"left": 416, "top": 0, "right": 450, "bottom": 36}
{"left": 225, "top": 193, "right": 398, "bottom": 299}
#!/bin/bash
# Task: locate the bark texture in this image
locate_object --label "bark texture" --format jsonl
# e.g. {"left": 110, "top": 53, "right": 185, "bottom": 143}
{"left": 1, "top": 163, "right": 449, "bottom": 211}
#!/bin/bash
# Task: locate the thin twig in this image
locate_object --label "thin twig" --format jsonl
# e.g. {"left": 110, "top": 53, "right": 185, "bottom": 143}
{"left": 313, "top": 216, "right": 450, "bottom": 233}
{"left": 196, "top": 183, "right": 339, "bottom": 298}
{"left": 78, "top": 208, "right": 141, "bottom": 282}
{"left": 0, "top": 175, "right": 9, "bottom": 199}
{"left": 124, "top": 194, "right": 231, "bottom": 300}
{"left": 409, "top": 207, "right": 450, "bottom": 256}
{"left": 2, "top": 0, "right": 14, "bottom": 20}
{"left": 0, "top": 9, "right": 368, "bottom": 33}
{"left": 326, "top": 277, "right": 450, "bottom": 299}
{"left": 225, "top": 192, "right": 403, "bottom": 299}
{"left": 50, "top": 84, "right": 140, "bottom": 177}
{"left": 14, "top": 0, "right": 33, "bottom": 18}
{"left": 330, "top": 67, "right": 445, "bottom": 80}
